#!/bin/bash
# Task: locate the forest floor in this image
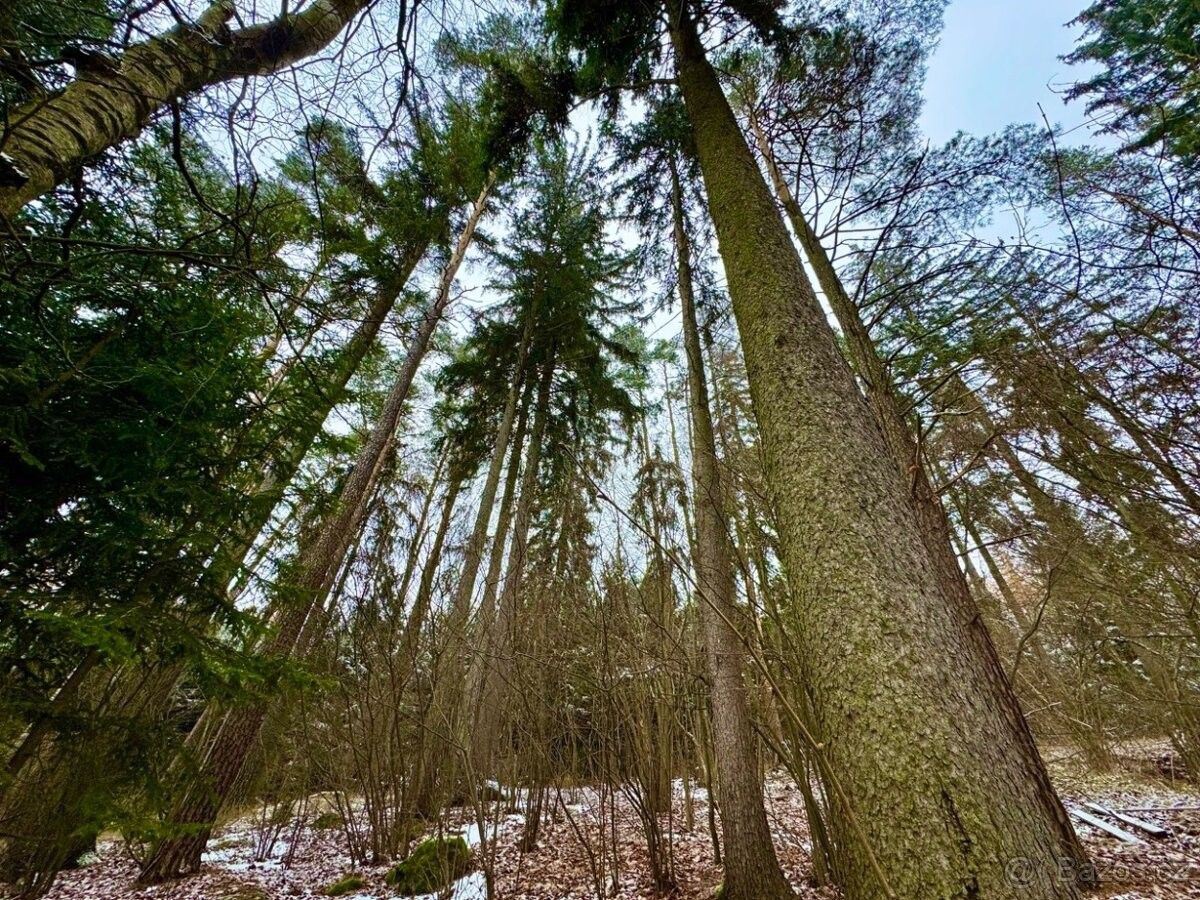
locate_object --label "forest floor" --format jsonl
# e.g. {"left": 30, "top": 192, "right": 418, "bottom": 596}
{"left": 35, "top": 742, "right": 1200, "bottom": 899}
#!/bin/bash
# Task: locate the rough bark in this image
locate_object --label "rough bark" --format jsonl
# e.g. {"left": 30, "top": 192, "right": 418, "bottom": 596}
{"left": 672, "top": 157, "right": 792, "bottom": 900}
{"left": 668, "top": 6, "right": 1085, "bottom": 897}
{"left": 749, "top": 115, "right": 1087, "bottom": 876}
{"left": 0, "top": 0, "right": 372, "bottom": 217}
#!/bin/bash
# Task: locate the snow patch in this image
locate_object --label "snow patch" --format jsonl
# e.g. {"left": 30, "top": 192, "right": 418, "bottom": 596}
{"left": 412, "top": 870, "right": 487, "bottom": 900}
{"left": 459, "top": 821, "right": 483, "bottom": 849}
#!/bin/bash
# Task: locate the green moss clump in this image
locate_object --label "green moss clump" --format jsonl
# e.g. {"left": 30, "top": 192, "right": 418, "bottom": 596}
{"left": 713, "top": 881, "right": 726, "bottom": 900}
{"left": 220, "top": 885, "right": 270, "bottom": 900}
{"left": 323, "top": 873, "right": 367, "bottom": 896}
{"left": 384, "top": 836, "right": 472, "bottom": 895}
{"left": 311, "top": 811, "right": 342, "bottom": 830}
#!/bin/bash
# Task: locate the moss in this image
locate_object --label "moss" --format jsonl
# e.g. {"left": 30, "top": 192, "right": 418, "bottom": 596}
{"left": 323, "top": 873, "right": 367, "bottom": 896}
{"left": 384, "top": 836, "right": 472, "bottom": 895}
{"left": 713, "top": 881, "right": 726, "bottom": 900}
{"left": 311, "top": 811, "right": 342, "bottom": 830}
{"left": 220, "top": 885, "right": 270, "bottom": 900}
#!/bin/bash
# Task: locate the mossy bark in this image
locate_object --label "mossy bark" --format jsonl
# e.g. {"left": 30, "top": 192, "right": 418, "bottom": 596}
{"left": 749, "top": 117, "right": 1088, "bottom": 877}
{"left": 0, "top": 0, "right": 370, "bottom": 217}
{"left": 672, "top": 157, "right": 792, "bottom": 900}
{"left": 668, "top": 6, "right": 1085, "bottom": 897}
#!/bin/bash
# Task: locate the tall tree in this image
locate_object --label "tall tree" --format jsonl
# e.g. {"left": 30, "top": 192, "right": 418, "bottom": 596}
{"left": 138, "top": 165, "right": 494, "bottom": 884}
{"left": 613, "top": 96, "right": 792, "bottom": 899}
{"left": 672, "top": 152, "right": 791, "bottom": 900}
{"left": 547, "top": 1, "right": 1089, "bottom": 895}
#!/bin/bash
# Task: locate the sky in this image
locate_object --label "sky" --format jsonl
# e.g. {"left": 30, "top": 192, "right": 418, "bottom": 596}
{"left": 919, "top": 0, "right": 1097, "bottom": 146}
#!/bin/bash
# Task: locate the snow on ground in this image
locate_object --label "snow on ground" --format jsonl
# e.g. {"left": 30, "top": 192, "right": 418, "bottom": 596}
{"left": 411, "top": 872, "right": 487, "bottom": 900}
{"left": 1043, "top": 743, "right": 1200, "bottom": 899}
{"left": 26, "top": 743, "right": 1200, "bottom": 899}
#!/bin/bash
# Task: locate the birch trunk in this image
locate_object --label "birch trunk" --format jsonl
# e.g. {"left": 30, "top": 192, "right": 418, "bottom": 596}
{"left": 0, "top": 0, "right": 372, "bottom": 216}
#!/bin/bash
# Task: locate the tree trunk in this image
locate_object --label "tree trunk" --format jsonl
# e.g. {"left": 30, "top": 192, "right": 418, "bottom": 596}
{"left": 0, "top": 238, "right": 428, "bottom": 795}
{"left": 671, "top": 156, "right": 792, "bottom": 900}
{"left": 474, "top": 351, "right": 556, "bottom": 762}
{"left": 0, "top": 0, "right": 373, "bottom": 216}
{"left": 668, "top": 6, "right": 1085, "bottom": 896}
{"left": 460, "top": 386, "right": 529, "bottom": 769}
{"left": 410, "top": 310, "right": 533, "bottom": 815}
{"left": 394, "top": 445, "right": 451, "bottom": 608}
{"left": 0, "top": 233, "right": 435, "bottom": 896}
{"left": 138, "top": 179, "right": 490, "bottom": 883}
{"left": 476, "top": 385, "right": 534, "bottom": 637}
{"left": 749, "top": 116, "right": 1085, "bottom": 874}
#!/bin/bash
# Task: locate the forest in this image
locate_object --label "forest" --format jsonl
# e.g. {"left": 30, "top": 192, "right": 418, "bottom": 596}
{"left": 1, "top": 0, "right": 1199, "bottom": 897}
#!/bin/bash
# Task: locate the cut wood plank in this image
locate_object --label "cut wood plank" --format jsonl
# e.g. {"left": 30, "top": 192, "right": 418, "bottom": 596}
{"left": 1068, "top": 807, "right": 1145, "bottom": 844}
{"left": 1084, "top": 802, "right": 1169, "bottom": 838}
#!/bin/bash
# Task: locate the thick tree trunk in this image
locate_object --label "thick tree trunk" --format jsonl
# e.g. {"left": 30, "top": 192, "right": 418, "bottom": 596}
{"left": 749, "top": 117, "right": 1086, "bottom": 876}
{"left": 138, "top": 180, "right": 490, "bottom": 883}
{"left": 668, "top": 6, "right": 1085, "bottom": 897}
{"left": 671, "top": 157, "right": 792, "bottom": 900}
{"left": 141, "top": 422, "right": 387, "bottom": 882}
{"left": 0, "top": 0, "right": 372, "bottom": 217}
